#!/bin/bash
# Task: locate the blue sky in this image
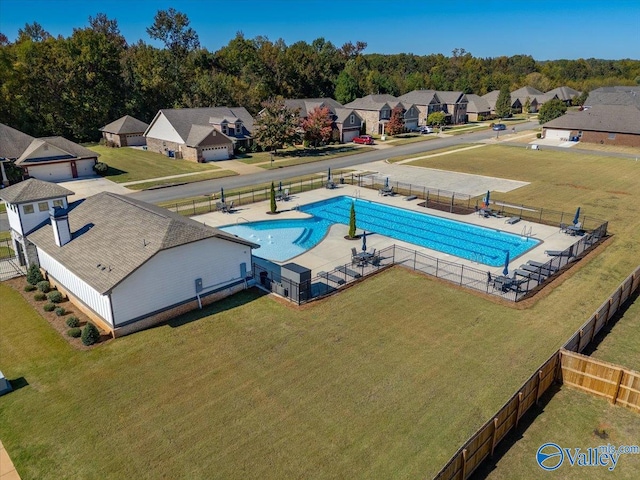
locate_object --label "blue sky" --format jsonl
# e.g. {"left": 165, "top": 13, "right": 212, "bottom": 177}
{"left": 0, "top": 0, "right": 638, "bottom": 60}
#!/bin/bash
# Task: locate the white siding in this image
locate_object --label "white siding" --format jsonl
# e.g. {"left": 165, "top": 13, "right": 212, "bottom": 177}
{"left": 110, "top": 237, "right": 251, "bottom": 325}
{"left": 15, "top": 197, "right": 68, "bottom": 235}
{"left": 25, "top": 143, "right": 69, "bottom": 160}
{"left": 145, "top": 112, "right": 184, "bottom": 144}
{"left": 75, "top": 159, "right": 96, "bottom": 177}
{"left": 37, "top": 249, "right": 113, "bottom": 325}
{"left": 5, "top": 203, "right": 23, "bottom": 235}
{"left": 27, "top": 163, "right": 72, "bottom": 182}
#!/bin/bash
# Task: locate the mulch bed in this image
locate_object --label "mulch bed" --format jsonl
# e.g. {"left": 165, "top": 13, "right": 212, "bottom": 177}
{"left": 5, "top": 277, "right": 112, "bottom": 350}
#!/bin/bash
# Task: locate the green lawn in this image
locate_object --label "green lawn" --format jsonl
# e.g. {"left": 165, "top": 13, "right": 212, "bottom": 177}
{"left": 237, "top": 145, "right": 373, "bottom": 167}
{"left": 89, "top": 145, "right": 226, "bottom": 183}
{"left": 477, "top": 387, "right": 640, "bottom": 479}
{"left": 2, "top": 145, "right": 640, "bottom": 478}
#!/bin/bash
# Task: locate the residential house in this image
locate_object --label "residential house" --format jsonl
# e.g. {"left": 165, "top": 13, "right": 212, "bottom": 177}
{"left": 397, "top": 90, "right": 443, "bottom": 125}
{"left": 0, "top": 178, "right": 73, "bottom": 267}
{"left": 344, "top": 94, "right": 420, "bottom": 135}
{"left": 0, "top": 181, "right": 260, "bottom": 337}
{"left": 542, "top": 104, "right": 640, "bottom": 147}
{"left": 464, "top": 94, "right": 492, "bottom": 121}
{"left": 434, "top": 91, "right": 468, "bottom": 124}
{"left": 546, "top": 86, "right": 581, "bottom": 106}
{"left": 283, "top": 98, "right": 363, "bottom": 143}
{"left": 585, "top": 86, "right": 640, "bottom": 109}
{"left": 0, "top": 123, "right": 98, "bottom": 182}
{"left": 144, "top": 107, "right": 255, "bottom": 162}
{"left": 100, "top": 115, "right": 149, "bottom": 147}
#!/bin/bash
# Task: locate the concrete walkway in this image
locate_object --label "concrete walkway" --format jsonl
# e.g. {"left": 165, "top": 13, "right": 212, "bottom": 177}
{"left": 0, "top": 440, "right": 21, "bottom": 480}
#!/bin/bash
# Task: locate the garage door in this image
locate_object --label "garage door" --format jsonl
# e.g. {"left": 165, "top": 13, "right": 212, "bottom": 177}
{"left": 125, "top": 135, "right": 146, "bottom": 147}
{"left": 76, "top": 159, "right": 96, "bottom": 177}
{"left": 544, "top": 129, "right": 571, "bottom": 140}
{"left": 342, "top": 130, "right": 360, "bottom": 143}
{"left": 27, "top": 163, "right": 72, "bottom": 182}
{"left": 404, "top": 120, "right": 418, "bottom": 131}
{"left": 202, "top": 146, "right": 229, "bottom": 161}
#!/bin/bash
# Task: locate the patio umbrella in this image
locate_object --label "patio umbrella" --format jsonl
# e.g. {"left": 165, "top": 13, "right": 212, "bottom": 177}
{"left": 220, "top": 187, "right": 225, "bottom": 204}
{"left": 485, "top": 190, "right": 491, "bottom": 208}
{"left": 385, "top": 177, "right": 389, "bottom": 188}
{"left": 503, "top": 251, "right": 510, "bottom": 276}
{"left": 327, "top": 167, "right": 331, "bottom": 181}
{"left": 278, "top": 181, "right": 283, "bottom": 192}
{"left": 573, "top": 206, "right": 581, "bottom": 225}
{"left": 362, "top": 231, "right": 367, "bottom": 252}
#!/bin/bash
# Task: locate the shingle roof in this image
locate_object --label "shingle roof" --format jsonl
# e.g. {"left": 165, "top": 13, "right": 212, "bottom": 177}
{"left": 28, "top": 192, "right": 258, "bottom": 294}
{"left": 398, "top": 90, "right": 440, "bottom": 106}
{"left": 100, "top": 115, "right": 149, "bottom": 134}
{"left": 585, "top": 87, "right": 640, "bottom": 108}
{"left": 344, "top": 94, "right": 400, "bottom": 111}
{"left": 15, "top": 136, "right": 99, "bottom": 165}
{"left": 434, "top": 91, "right": 466, "bottom": 104}
{"left": 283, "top": 98, "right": 344, "bottom": 117}
{"left": 155, "top": 107, "right": 255, "bottom": 142}
{"left": 511, "top": 86, "right": 544, "bottom": 98}
{"left": 543, "top": 104, "right": 640, "bottom": 135}
{"left": 0, "top": 123, "right": 36, "bottom": 160}
{"left": 334, "top": 107, "right": 361, "bottom": 124}
{"left": 0, "top": 178, "right": 74, "bottom": 204}
{"left": 465, "top": 94, "right": 491, "bottom": 113}
{"left": 546, "top": 86, "right": 581, "bottom": 102}
{"left": 185, "top": 125, "right": 217, "bottom": 147}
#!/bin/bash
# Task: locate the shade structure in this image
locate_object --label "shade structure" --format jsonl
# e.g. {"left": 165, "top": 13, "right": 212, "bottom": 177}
{"left": 220, "top": 187, "right": 225, "bottom": 204}
{"left": 385, "top": 177, "right": 389, "bottom": 188}
{"left": 485, "top": 190, "right": 491, "bottom": 208}
{"left": 573, "top": 207, "right": 581, "bottom": 225}
{"left": 327, "top": 168, "right": 331, "bottom": 181}
{"left": 503, "top": 251, "right": 510, "bottom": 276}
{"left": 362, "top": 231, "right": 367, "bottom": 251}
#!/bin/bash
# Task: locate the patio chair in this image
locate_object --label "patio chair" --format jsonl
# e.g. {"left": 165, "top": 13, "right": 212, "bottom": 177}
{"left": 226, "top": 201, "right": 234, "bottom": 213}
{"left": 351, "top": 247, "right": 358, "bottom": 264}
{"left": 283, "top": 188, "right": 290, "bottom": 201}
{"left": 216, "top": 202, "right": 224, "bottom": 212}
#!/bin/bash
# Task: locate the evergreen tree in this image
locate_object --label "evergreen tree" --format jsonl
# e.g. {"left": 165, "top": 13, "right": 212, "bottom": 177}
{"left": 81, "top": 322, "right": 100, "bottom": 346}
{"left": 538, "top": 98, "right": 567, "bottom": 124}
{"left": 523, "top": 96, "right": 532, "bottom": 115}
{"left": 348, "top": 203, "right": 356, "bottom": 238}
{"left": 496, "top": 88, "right": 512, "bottom": 119}
{"left": 270, "top": 182, "right": 277, "bottom": 214}
{"left": 27, "top": 264, "right": 44, "bottom": 285}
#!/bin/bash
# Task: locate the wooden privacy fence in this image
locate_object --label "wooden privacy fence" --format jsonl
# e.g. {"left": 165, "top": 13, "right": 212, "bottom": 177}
{"left": 434, "top": 265, "right": 640, "bottom": 480}
{"left": 560, "top": 349, "right": 640, "bottom": 412}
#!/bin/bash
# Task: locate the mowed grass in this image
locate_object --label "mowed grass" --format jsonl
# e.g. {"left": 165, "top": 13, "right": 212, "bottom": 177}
{"left": 478, "top": 387, "right": 640, "bottom": 479}
{"left": 89, "top": 145, "right": 227, "bottom": 183}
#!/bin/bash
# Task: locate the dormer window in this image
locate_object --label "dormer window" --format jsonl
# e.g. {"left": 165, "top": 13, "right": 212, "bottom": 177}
{"left": 235, "top": 122, "right": 242, "bottom": 135}
{"left": 350, "top": 114, "right": 355, "bottom": 124}
{"left": 221, "top": 124, "right": 228, "bottom": 135}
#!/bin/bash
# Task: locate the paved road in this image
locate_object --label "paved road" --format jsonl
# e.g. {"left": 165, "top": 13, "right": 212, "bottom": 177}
{"left": 131, "top": 122, "right": 540, "bottom": 204}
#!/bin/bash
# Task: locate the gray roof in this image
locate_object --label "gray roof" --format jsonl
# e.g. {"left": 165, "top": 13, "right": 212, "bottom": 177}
{"left": 28, "top": 192, "right": 259, "bottom": 294}
{"left": 152, "top": 107, "right": 255, "bottom": 142}
{"left": 511, "top": 86, "right": 544, "bottom": 98}
{"left": 100, "top": 115, "right": 149, "bottom": 134}
{"left": 398, "top": 90, "right": 440, "bottom": 106}
{"left": 434, "top": 91, "right": 466, "bottom": 105}
{"left": 543, "top": 104, "right": 640, "bottom": 134}
{"left": 283, "top": 98, "right": 344, "bottom": 117}
{"left": 0, "top": 123, "right": 36, "bottom": 160}
{"left": 16, "top": 137, "right": 98, "bottom": 165}
{"left": 585, "top": 86, "right": 640, "bottom": 108}
{"left": 0, "top": 178, "right": 74, "bottom": 204}
{"left": 344, "top": 94, "right": 401, "bottom": 111}
{"left": 185, "top": 125, "right": 217, "bottom": 147}
{"left": 465, "top": 94, "right": 491, "bottom": 113}
{"left": 334, "top": 107, "right": 361, "bottom": 124}
{"left": 546, "top": 86, "right": 581, "bottom": 101}
{"left": 483, "top": 90, "right": 522, "bottom": 110}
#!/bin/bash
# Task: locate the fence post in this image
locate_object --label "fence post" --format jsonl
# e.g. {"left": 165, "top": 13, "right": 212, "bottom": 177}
{"left": 435, "top": 258, "right": 439, "bottom": 277}
{"left": 535, "top": 370, "right": 543, "bottom": 404}
{"left": 515, "top": 391, "right": 524, "bottom": 427}
{"left": 460, "top": 265, "right": 464, "bottom": 285}
{"left": 611, "top": 369, "right": 624, "bottom": 405}
{"left": 491, "top": 417, "right": 499, "bottom": 456}
{"left": 539, "top": 208, "right": 543, "bottom": 223}
{"left": 192, "top": 200, "right": 196, "bottom": 215}
{"left": 461, "top": 449, "right": 468, "bottom": 479}
{"left": 413, "top": 250, "right": 417, "bottom": 270}
{"left": 450, "top": 194, "right": 454, "bottom": 213}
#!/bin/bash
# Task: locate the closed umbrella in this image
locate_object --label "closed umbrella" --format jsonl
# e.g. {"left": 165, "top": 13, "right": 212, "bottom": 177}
{"left": 485, "top": 190, "right": 491, "bottom": 208}
{"left": 503, "top": 251, "right": 510, "bottom": 276}
{"left": 220, "top": 187, "right": 225, "bottom": 204}
{"left": 362, "top": 231, "right": 367, "bottom": 252}
{"left": 385, "top": 177, "right": 389, "bottom": 188}
{"left": 327, "top": 168, "right": 331, "bottom": 181}
{"left": 573, "top": 207, "right": 581, "bottom": 225}
{"left": 278, "top": 181, "right": 283, "bottom": 193}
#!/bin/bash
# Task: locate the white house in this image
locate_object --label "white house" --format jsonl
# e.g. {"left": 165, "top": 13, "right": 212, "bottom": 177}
{"left": 0, "top": 178, "right": 74, "bottom": 267}
{"left": 1, "top": 181, "right": 259, "bottom": 336}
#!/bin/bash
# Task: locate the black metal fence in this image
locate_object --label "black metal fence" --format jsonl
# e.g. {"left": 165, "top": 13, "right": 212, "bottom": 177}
{"left": 251, "top": 221, "right": 608, "bottom": 305}
{"left": 0, "top": 238, "right": 25, "bottom": 281}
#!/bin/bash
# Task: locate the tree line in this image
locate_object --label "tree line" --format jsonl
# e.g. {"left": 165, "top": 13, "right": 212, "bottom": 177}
{"left": 1, "top": 9, "right": 639, "bottom": 143}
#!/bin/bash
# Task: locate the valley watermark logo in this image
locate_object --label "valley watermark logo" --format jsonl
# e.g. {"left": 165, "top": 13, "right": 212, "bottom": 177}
{"left": 537, "top": 442, "right": 639, "bottom": 472}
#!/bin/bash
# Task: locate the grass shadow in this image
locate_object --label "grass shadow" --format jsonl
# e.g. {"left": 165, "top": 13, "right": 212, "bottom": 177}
{"left": 166, "top": 287, "right": 268, "bottom": 329}
{"left": 9, "top": 376, "right": 29, "bottom": 391}
{"left": 104, "top": 165, "right": 128, "bottom": 178}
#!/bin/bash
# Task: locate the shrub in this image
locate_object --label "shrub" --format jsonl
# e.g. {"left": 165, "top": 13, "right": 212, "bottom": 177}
{"left": 536, "top": 133, "right": 542, "bottom": 139}
{"left": 43, "top": 303, "right": 56, "bottom": 312}
{"left": 37, "top": 280, "right": 51, "bottom": 293}
{"left": 27, "top": 264, "right": 44, "bottom": 285}
{"left": 24, "top": 284, "right": 37, "bottom": 292}
{"left": 47, "top": 291, "right": 63, "bottom": 303}
{"left": 93, "top": 162, "right": 108, "bottom": 175}
{"left": 55, "top": 307, "right": 66, "bottom": 316}
{"left": 66, "top": 316, "right": 80, "bottom": 328}
{"left": 81, "top": 322, "right": 100, "bottom": 346}
{"left": 34, "top": 292, "right": 47, "bottom": 301}
{"left": 67, "top": 328, "right": 82, "bottom": 338}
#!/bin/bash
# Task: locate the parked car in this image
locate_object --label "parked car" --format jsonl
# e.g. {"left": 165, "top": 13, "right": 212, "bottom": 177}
{"left": 353, "top": 135, "right": 374, "bottom": 145}
{"left": 416, "top": 125, "right": 434, "bottom": 134}
{"left": 492, "top": 123, "right": 507, "bottom": 131}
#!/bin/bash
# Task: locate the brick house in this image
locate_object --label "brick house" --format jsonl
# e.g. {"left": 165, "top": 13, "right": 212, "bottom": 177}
{"left": 100, "top": 115, "right": 149, "bottom": 147}
{"left": 345, "top": 94, "right": 420, "bottom": 135}
{"left": 283, "top": 98, "right": 363, "bottom": 143}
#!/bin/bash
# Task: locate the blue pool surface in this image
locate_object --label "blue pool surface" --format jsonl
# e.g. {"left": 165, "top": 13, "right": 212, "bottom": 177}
{"left": 220, "top": 196, "right": 540, "bottom": 264}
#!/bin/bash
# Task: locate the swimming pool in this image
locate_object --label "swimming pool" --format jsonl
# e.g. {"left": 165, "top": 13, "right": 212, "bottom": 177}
{"left": 220, "top": 196, "right": 540, "bottom": 265}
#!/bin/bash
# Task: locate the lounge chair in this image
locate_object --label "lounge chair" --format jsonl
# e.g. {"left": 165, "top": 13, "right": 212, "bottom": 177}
{"left": 527, "top": 260, "right": 559, "bottom": 273}
{"left": 336, "top": 265, "right": 361, "bottom": 278}
{"left": 545, "top": 249, "right": 571, "bottom": 257}
{"left": 318, "top": 271, "right": 345, "bottom": 285}
{"left": 505, "top": 216, "right": 521, "bottom": 225}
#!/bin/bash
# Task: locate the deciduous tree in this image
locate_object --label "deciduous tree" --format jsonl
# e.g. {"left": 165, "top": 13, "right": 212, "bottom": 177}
{"left": 427, "top": 111, "right": 446, "bottom": 126}
{"left": 253, "top": 99, "right": 300, "bottom": 153}
{"left": 301, "top": 106, "right": 333, "bottom": 147}
{"left": 385, "top": 106, "right": 405, "bottom": 135}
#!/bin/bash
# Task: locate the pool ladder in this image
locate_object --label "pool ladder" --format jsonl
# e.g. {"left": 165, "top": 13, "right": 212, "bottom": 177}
{"left": 236, "top": 217, "right": 250, "bottom": 224}
{"left": 521, "top": 225, "right": 532, "bottom": 239}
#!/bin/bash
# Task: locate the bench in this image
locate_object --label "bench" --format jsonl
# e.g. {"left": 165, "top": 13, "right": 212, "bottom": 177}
{"left": 405, "top": 195, "right": 418, "bottom": 201}
{"left": 505, "top": 216, "right": 521, "bottom": 225}
{"left": 336, "top": 265, "right": 362, "bottom": 278}
{"left": 318, "top": 271, "right": 346, "bottom": 285}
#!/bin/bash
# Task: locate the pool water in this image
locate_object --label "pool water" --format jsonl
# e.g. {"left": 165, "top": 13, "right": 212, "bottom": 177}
{"left": 220, "top": 196, "right": 539, "bottom": 264}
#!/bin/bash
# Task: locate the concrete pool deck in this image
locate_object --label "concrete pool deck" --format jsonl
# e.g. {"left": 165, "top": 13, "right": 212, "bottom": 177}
{"left": 193, "top": 184, "right": 579, "bottom": 279}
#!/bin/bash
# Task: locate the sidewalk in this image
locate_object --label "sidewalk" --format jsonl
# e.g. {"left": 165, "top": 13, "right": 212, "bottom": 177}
{"left": 0, "top": 440, "right": 21, "bottom": 480}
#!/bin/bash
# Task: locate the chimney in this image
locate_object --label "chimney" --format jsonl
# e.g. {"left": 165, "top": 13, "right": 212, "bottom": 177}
{"left": 50, "top": 207, "right": 71, "bottom": 247}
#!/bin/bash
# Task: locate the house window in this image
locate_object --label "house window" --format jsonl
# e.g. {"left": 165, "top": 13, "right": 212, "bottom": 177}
{"left": 38, "top": 202, "right": 49, "bottom": 212}
{"left": 350, "top": 114, "right": 355, "bottom": 124}
{"left": 608, "top": 133, "right": 616, "bottom": 140}
{"left": 235, "top": 123, "right": 242, "bottom": 134}
{"left": 53, "top": 199, "right": 63, "bottom": 208}
{"left": 23, "top": 204, "right": 34, "bottom": 214}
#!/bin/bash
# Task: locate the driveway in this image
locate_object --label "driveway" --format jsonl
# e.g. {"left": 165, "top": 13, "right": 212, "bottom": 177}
{"left": 58, "top": 176, "right": 132, "bottom": 201}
